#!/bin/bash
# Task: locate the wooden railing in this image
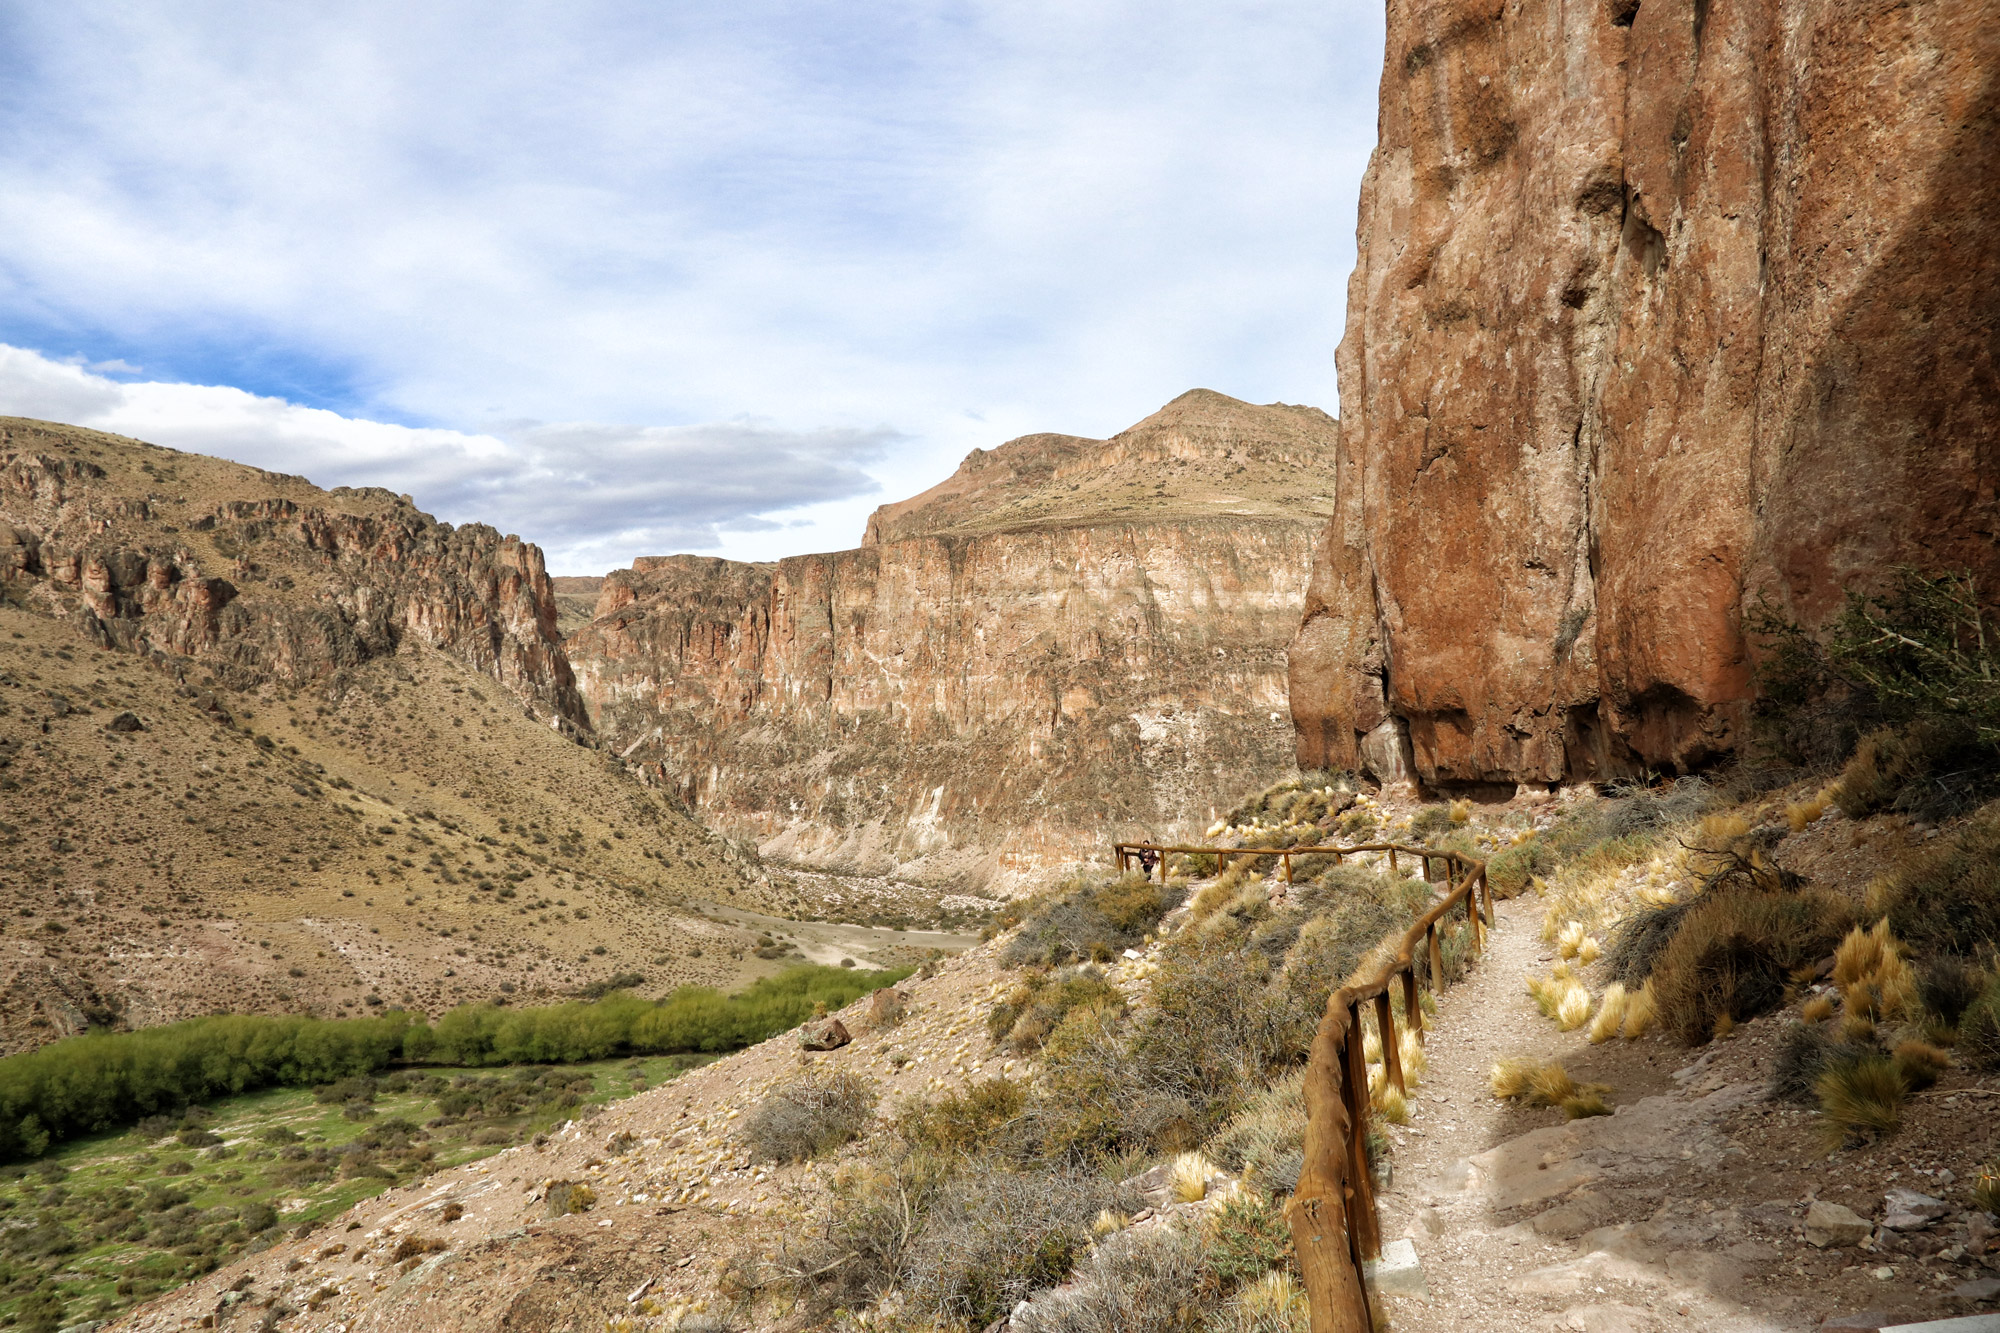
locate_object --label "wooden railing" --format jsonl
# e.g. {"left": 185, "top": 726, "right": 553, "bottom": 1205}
{"left": 1113, "top": 838, "right": 1492, "bottom": 1331}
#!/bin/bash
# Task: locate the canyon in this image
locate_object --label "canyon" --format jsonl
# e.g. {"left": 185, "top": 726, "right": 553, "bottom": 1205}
{"left": 565, "top": 390, "right": 1340, "bottom": 887}
{"left": 0, "top": 420, "right": 820, "bottom": 1048}
{"left": 1290, "top": 0, "right": 2000, "bottom": 791}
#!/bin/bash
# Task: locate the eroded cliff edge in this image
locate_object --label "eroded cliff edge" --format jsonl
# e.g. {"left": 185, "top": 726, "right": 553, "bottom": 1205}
{"left": 1292, "top": 0, "right": 1999, "bottom": 790}
{"left": 567, "top": 390, "right": 1338, "bottom": 887}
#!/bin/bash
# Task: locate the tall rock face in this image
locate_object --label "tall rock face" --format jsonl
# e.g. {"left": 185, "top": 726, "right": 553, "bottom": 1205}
{"left": 0, "top": 419, "right": 589, "bottom": 732}
{"left": 568, "top": 390, "right": 1337, "bottom": 886}
{"left": 1294, "top": 0, "right": 1999, "bottom": 788}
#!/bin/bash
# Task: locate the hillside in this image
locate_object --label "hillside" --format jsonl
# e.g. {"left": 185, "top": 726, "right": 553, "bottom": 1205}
{"left": 564, "top": 390, "right": 1336, "bottom": 891}
{"left": 89, "top": 777, "right": 2000, "bottom": 1333}
{"left": 0, "top": 420, "right": 849, "bottom": 1050}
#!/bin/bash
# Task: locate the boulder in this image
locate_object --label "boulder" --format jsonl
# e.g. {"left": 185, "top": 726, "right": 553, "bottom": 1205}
{"left": 797, "top": 1017, "right": 851, "bottom": 1051}
{"left": 1805, "top": 1201, "right": 1873, "bottom": 1249}
{"left": 1882, "top": 1189, "right": 1950, "bottom": 1230}
{"left": 105, "top": 711, "right": 144, "bottom": 733}
{"left": 867, "top": 988, "right": 907, "bottom": 1028}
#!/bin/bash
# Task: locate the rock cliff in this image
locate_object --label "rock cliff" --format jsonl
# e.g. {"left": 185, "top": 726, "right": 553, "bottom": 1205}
{"left": 567, "top": 390, "right": 1338, "bottom": 886}
{"left": 1292, "top": 0, "right": 1999, "bottom": 789}
{"left": 0, "top": 419, "right": 589, "bottom": 732}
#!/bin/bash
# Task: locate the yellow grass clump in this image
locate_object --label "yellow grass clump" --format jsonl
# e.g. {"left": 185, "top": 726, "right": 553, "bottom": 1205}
{"left": 1801, "top": 993, "right": 1835, "bottom": 1023}
{"left": 1561, "top": 1092, "right": 1613, "bottom": 1120}
{"left": 1817, "top": 1056, "right": 1904, "bottom": 1147}
{"left": 1093, "top": 1209, "right": 1131, "bottom": 1237}
{"left": 1588, "top": 984, "right": 1629, "bottom": 1043}
{"left": 1399, "top": 1030, "right": 1427, "bottom": 1089}
{"left": 1621, "top": 982, "right": 1658, "bottom": 1039}
{"left": 1527, "top": 1062, "right": 1578, "bottom": 1105}
{"left": 1490, "top": 1059, "right": 1535, "bottom": 1100}
{"left": 1236, "top": 1270, "right": 1309, "bottom": 1331}
{"left": 1834, "top": 920, "right": 1916, "bottom": 1023}
{"left": 1557, "top": 921, "right": 1586, "bottom": 959}
{"left": 1374, "top": 1082, "right": 1410, "bottom": 1125}
{"left": 1449, "top": 799, "right": 1472, "bottom": 825}
{"left": 1170, "top": 1152, "right": 1219, "bottom": 1203}
{"left": 1578, "top": 935, "right": 1603, "bottom": 965}
{"left": 1893, "top": 1039, "right": 1951, "bottom": 1091}
{"left": 1556, "top": 984, "right": 1593, "bottom": 1031}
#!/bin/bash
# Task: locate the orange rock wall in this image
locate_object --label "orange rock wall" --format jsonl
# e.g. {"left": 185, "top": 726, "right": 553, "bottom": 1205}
{"left": 1293, "top": 0, "right": 1999, "bottom": 787}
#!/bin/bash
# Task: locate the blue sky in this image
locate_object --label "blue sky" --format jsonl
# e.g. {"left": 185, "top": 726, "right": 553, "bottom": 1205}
{"left": 0, "top": 1, "right": 1386, "bottom": 572}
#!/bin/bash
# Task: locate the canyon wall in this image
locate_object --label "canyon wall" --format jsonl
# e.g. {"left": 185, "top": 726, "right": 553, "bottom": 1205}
{"left": 1293, "top": 0, "right": 1999, "bottom": 788}
{"left": 568, "top": 391, "right": 1337, "bottom": 886}
{"left": 0, "top": 419, "right": 590, "bottom": 732}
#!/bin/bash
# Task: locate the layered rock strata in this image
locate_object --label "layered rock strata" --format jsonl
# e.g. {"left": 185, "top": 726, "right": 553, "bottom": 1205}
{"left": 0, "top": 419, "right": 589, "bottom": 731}
{"left": 1292, "top": 0, "right": 1999, "bottom": 788}
{"left": 567, "top": 391, "right": 1338, "bottom": 886}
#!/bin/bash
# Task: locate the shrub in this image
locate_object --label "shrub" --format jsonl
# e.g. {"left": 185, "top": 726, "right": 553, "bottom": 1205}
{"left": 1602, "top": 898, "right": 1699, "bottom": 987}
{"left": 1962, "top": 975, "right": 2000, "bottom": 1070}
{"left": 1757, "top": 570, "right": 2000, "bottom": 810}
{"left": 1205, "top": 1073, "right": 1305, "bottom": 1195}
{"left": 900, "top": 1164, "right": 1134, "bottom": 1330}
{"left": 1817, "top": 1054, "right": 1905, "bottom": 1146}
{"left": 1013, "top": 1224, "right": 1211, "bottom": 1333}
{"left": 1204, "top": 1187, "right": 1294, "bottom": 1291}
{"left": 898, "top": 1077, "right": 1028, "bottom": 1155}
{"left": 1871, "top": 802, "right": 2000, "bottom": 955}
{"left": 1004, "top": 874, "right": 1188, "bottom": 968}
{"left": 1648, "top": 889, "right": 1857, "bottom": 1044}
{"left": 543, "top": 1181, "right": 596, "bottom": 1217}
{"left": 1917, "top": 956, "right": 1987, "bottom": 1026}
{"left": 741, "top": 1067, "right": 878, "bottom": 1163}
{"left": 989, "top": 970, "right": 1125, "bottom": 1054}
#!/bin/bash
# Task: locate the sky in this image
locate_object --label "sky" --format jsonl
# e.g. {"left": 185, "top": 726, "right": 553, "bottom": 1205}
{"left": 0, "top": 2, "right": 1386, "bottom": 573}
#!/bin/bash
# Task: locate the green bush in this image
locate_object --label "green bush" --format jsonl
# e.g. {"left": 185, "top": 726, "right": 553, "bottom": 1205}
{"left": 898, "top": 1077, "right": 1029, "bottom": 1155}
{"left": 1, "top": 964, "right": 907, "bottom": 1163}
{"left": 1872, "top": 801, "right": 2000, "bottom": 954}
{"left": 988, "top": 970, "right": 1125, "bottom": 1054}
{"left": 1003, "top": 875, "right": 1187, "bottom": 969}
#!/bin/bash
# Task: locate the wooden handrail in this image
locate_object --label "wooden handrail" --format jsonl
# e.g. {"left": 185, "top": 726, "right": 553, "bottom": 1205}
{"left": 1112, "top": 839, "right": 1466, "bottom": 885}
{"left": 1113, "top": 835, "right": 1491, "bottom": 1331}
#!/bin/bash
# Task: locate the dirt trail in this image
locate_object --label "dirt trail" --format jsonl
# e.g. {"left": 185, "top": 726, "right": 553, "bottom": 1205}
{"left": 1372, "top": 895, "right": 1996, "bottom": 1333}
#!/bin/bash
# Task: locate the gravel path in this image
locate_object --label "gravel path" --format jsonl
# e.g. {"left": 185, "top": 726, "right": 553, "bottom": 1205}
{"left": 1370, "top": 897, "right": 1801, "bottom": 1333}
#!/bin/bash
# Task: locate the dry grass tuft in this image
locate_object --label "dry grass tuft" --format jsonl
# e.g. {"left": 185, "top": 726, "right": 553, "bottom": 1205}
{"left": 1578, "top": 935, "right": 1603, "bottom": 965}
{"left": 1556, "top": 984, "right": 1592, "bottom": 1031}
{"left": 1649, "top": 888, "right": 1857, "bottom": 1044}
{"left": 1621, "top": 982, "right": 1658, "bottom": 1039}
{"left": 1374, "top": 1083, "right": 1409, "bottom": 1125}
{"left": 1492, "top": 1059, "right": 1612, "bottom": 1112}
{"left": 1526, "top": 1063, "right": 1579, "bottom": 1106}
{"left": 1169, "top": 1152, "right": 1219, "bottom": 1204}
{"left": 1801, "top": 993, "right": 1835, "bottom": 1023}
{"left": 1892, "top": 1039, "right": 1951, "bottom": 1091}
{"left": 1817, "top": 1054, "right": 1905, "bottom": 1147}
{"left": 1092, "top": 1209, "right": 1131, "bottom": 1237}
{"left": 1588, "top": 984, "right": 1629, "bottom": 1044}
{"left": 1557, "top": 921, "right": 1586, "bottom": 960}
{"left": 1233, "top": 1269, "right": 1309, "bottom": 1333}
{"left": 1489, "top": 1059, "right": 1535, "bottom": 1100}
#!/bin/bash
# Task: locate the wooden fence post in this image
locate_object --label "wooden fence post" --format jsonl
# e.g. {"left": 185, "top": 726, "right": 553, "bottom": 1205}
{"left": 1402, "top": 968, "right": 1422, "bottom": 1041}
{"left": 1286, "top": 1004, "right": 1372, "bottom": 1333}
{"left": 1374, "top": 991, "right": 1403, "bottom": 1095}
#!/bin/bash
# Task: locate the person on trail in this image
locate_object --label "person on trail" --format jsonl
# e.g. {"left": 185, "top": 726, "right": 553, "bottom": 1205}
{"left": 1138, "top": 848, "right": 1159, "bottom": 876}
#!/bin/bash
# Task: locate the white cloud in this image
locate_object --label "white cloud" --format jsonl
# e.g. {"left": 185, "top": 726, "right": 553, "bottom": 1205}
{"left": 0, "top": 345, "right": 893, "bottom": 572}
{"left": 0, "top": 1, "right": 1385, "bottom": 566}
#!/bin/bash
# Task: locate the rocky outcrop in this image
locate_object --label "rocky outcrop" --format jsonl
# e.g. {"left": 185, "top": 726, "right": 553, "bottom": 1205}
{"left": 568, "top": 391, "right": 1336, "bottom": 886}
{"left": 1293, "top": 0, "right": 1999, "bottom": 788}
{"left": 0, "top": 420, "right": 589, "bottom": 730}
